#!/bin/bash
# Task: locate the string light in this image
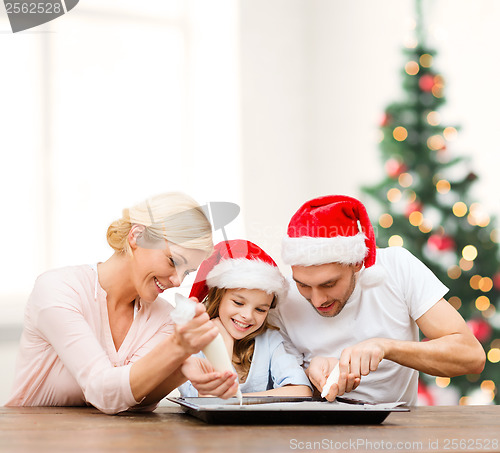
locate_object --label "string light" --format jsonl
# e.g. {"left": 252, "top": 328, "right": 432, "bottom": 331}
{"left": 398, "top": 173, "right": 413, "bottom": 187}
{"left": 432, "top": 75, "right": 444, "bottom": 97}
{"left": 426, "top": 111, "right": 441, "bottom": 126}
{"left": 418, "top": 221, "right": 433, "bottom": 233}
{"left": 482, "top": 304, "right": 496, "bottom": 319}
{"left": 459, "top": 396, "right": 469, "bottom": 406}
{"left": 419, "top": 54, "right": 433, "bottom": 67}
{"left": 480, "top": 380, "right": 496, "bottom": 392}
{"left": 487, "top": 348, "right": 500, "bottom": 363}
{"left": 448, "top": 296, "right": 462, "bottom": 310}
{"left": 491, "top": 229, "right": 498, "bottom": 243}
{"left": 407, "top": 190, "right": 417, "bottom": 202}
{"left": 479, "top": 277, "right": 493, "bottom": 292}
{"left": 469, "top": 275, "right": 482, "bottom": 290}
{"left": 388, "top": 235, "right": 404, "bottom": 247}
{"left": 459, "top": 258, "right": 473, "bottom": 271}
{"left": 409, "top": 211, "right": 424, "bottom": 226}
{"left": 462, "top": 245, "right": 478, "bottom": 261}
{"left": 387, "top": 188, "right": 402, "bottom": 202}
{"left": 393, "top": 126, "right": 408, "bottom": 141}
{"left": 447, "top": 266, "right": 461, "bottom": 280}
{"left": 453, "top": 202, "right": 467, "bottom": 217}
{"left": 435, "top": 377, "right": 450, "bottom": 388}
{"left": 405, "top": 61, "right": 420, "bottom": 75}
{"left": 475, "top": 296, "right": 490, "bottom": 311}
{"left": 443, "top": 127, "right": 458, "bottom": 141}
{"left": 436, "top": 179, "right": 451, "bottom": 194}
{"left": 427, "top": 135, "right": 445, "bottom": 150}
{"left": 379, "top": 213, "right": 393, "bottom": 228}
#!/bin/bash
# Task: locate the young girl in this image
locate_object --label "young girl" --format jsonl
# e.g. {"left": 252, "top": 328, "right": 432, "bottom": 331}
{"left": 178, "top": 239, "right": 312, "bottom": 397}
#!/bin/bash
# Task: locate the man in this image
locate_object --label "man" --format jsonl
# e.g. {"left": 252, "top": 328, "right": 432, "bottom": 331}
{"left": 270, "top": 195, "right": 485, "bottom": 405}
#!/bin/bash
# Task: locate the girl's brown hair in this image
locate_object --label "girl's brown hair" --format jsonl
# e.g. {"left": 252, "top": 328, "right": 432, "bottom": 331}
{"left": 205, "top": 287, "right": 278, "bottom": 382}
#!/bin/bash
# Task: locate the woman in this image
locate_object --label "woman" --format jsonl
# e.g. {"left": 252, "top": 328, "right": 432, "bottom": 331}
{"left": 6, "top": 192, "right": 238, "bottom": 414}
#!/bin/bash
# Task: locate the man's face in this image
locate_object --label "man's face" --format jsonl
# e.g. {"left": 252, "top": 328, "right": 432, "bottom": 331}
{"left": 292, "top": 262, "right": 362, "bottom": 318}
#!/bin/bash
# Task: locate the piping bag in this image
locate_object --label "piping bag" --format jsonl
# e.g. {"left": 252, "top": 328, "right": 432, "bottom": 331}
{"left": 321, "top": 363, "right": 340, "bottom": 400}
{"left": 171, "top": 293, "right": 243, "bottom": 405}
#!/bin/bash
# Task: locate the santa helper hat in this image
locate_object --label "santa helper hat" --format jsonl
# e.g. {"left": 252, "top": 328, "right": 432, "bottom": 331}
{"left": 282, "top": 195, "right": 386, "bottom": 287}
{"left": 190, "top": 239, "right": 288, "bottom": 303}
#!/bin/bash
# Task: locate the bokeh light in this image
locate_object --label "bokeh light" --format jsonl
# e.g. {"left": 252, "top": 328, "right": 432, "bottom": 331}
{"left": 462, "top": 245, "right": 478, "bottom": 261}
{"left": 388, "top": 235, "right": 404, "bottom": 247}
{"left": 436, "top": 179, "right": 451, "bottom": 194}
{"left": 393, "top": 126, "right": 408, "bottom": 141}
{"left": 448, "top": 296, "right": 461, "bottom": 310}
{"left": 459, "top": 258, "right": 474, "bottom": 271}
{"left": 435, "top": 377, "right": 450, "bottom": 388}
{"left": 426, "top": 111, "right": 440, "bottom": 126}
{"left": 398, "top": 172, "right": 413, "bottom": 187}
{"left": 453, "top": 201, "right": 467, "bottom": 217}
{"left": 379, "top": 213, "right": 393, "bottom": 228}
{"left": 419, "top": 54, "right": 433, "bottom": 67}
{"left": 479, "top": 277, "right": 493, "bottom": 292}
{"left": 443, "top": 127, "right": 458, "bottom": 141}
{"left": 447, "top": 266, "right": 461, "bottom": 280}
{"left": 387, "top": 188, "right": 402, "bottom": 202}
{"left": 427, "top": 135, "right": 445, "bottom": 150}
{"left": 487, "top": 348, "right": 500, "bottom": 363}
{"left": 405, "top": 61, "right": 420, "bottom": 75}
{"left": 409, "top": 211, "right": 424, "bottom": 226}
{"left": 469, "top": 275, "right": 482, "bottom": 290}
{"left": 475, "top": 296, "right": 490, "bottom": 311}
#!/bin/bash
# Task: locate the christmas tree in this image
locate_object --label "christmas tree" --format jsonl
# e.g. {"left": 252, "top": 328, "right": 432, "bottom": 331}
{"left": 362, "top": 0, "right": 500, "bottom": 404}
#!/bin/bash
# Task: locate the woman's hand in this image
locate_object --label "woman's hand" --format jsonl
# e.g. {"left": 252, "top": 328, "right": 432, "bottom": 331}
{"left": 211, "top": 317, "right": 234, "bottom": 358}
{"left": 173, "top": 302, "right": 219, "bottom": 355}
{"left": 181, "top": 356, "right": 239, "bottom": 398}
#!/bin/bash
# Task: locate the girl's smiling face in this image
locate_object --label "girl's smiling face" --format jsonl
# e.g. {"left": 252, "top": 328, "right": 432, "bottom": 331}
{"left": 218, "top": 288, "right": 274, "bottom": 340}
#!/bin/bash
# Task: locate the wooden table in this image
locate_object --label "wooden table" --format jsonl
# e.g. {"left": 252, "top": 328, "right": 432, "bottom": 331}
{"left": 1, "top": 404, "right": 499, "bottom": 453}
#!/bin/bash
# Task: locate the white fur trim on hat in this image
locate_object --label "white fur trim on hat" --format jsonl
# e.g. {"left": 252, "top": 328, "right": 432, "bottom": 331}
{"left": 206, "top": 258, "right": 288, "bottom": 301}
{"left": 282, "top": 232, "right": 368, "bottom": 266}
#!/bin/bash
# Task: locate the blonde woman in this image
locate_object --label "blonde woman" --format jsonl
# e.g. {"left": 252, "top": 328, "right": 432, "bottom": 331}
{"left": 6, "top": 193, "right": 238, "bottom": 414}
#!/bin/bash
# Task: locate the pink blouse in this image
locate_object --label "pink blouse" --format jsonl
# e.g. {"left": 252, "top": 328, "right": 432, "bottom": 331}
{"left": 6, "top": 265, "right": 175, "bottom": 414}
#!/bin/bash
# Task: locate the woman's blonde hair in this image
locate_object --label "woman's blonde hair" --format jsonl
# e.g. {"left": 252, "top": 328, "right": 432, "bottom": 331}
{"left": 205, "top": 287, "right": 278, "bottom": 382}
{"left": 106, "top": 192, "right": 213, "bottom": 255}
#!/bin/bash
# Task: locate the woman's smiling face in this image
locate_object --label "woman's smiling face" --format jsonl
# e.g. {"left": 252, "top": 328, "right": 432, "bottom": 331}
{"left": 130, "top": 233, "right": 207, "bottom": 303}
{"left": 217, "top": 288, "right": 274, "bottom": 340}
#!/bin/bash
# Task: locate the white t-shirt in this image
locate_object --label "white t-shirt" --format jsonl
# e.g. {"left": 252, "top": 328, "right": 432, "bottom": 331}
{"left": 269, "top": 247, "right": 449, "bottom": 405}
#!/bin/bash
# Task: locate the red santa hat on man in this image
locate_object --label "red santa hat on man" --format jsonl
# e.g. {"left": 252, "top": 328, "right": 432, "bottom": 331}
{"left": 190, "top": 239, "right": 288, "bottom": 303}
{"left": 282, "top": 195, "right": 385, "bottom": 287}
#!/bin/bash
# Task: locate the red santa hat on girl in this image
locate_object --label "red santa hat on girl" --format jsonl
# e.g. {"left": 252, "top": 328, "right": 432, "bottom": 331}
{"left": 282, "top": 195, "right": 385, "bottom": 287}
{"left": 190, "top": 239, "right": 288, "bottom": 303}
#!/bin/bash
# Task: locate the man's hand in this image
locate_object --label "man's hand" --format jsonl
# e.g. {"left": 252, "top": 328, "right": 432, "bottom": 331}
{"left": 181, "top": 356, "right": 239, "bottom": 398}
{"left": 338, "top": 338, "right": 386, "bottom": 383}
{"left": 307, "top": 340, "right": 386, "bottom": 402}
{"left": 173, "top": 302, "right": 219, "bottom": 356}
{"left": 307, "top": 356, "right": 359, "bottom": 401}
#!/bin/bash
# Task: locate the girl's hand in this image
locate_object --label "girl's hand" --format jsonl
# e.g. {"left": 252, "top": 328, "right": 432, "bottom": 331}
{"left": 212, "top": 317, "right": 234, "bottom": 357}
{"left": 181, "top": 356, "right": 239, "bottom": 399}
{"left": 173, "top": 302, "right": 219, "bottom": 355}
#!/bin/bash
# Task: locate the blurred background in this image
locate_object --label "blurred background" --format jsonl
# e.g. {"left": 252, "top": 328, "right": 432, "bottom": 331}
{"left": 1, "top": 0, "right": 499, "bottom": 405}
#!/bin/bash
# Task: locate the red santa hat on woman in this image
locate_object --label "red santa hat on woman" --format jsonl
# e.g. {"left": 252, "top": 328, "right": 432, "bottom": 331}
{"left": 190, "top": 239, "right": 288, "bottom": 303}
{"left": 282, "top": 195, "right": 385, "bottom": 287}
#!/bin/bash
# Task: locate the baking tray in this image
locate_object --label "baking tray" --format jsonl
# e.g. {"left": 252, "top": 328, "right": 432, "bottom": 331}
{"left": 167, "top": 396, "right": 409, "bottom": 425}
